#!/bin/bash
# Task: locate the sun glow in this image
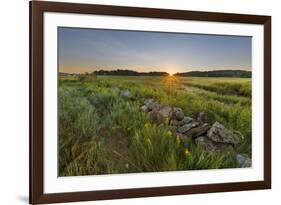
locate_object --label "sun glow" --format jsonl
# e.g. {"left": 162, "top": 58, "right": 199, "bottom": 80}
{"left": 166, "top": 66, "right": 178, "bottom": 76}
{"left": 167, "top": 71, "right": 174, "bottom": 76}
{"left": 163, "top": 73, "right": 178, "bottom": 85}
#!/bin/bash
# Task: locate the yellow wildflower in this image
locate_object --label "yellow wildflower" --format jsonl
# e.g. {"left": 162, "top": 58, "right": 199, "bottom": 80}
{"left": 165, "top": 117, "right": 169, "bottom": 125}
{"left": 145, "top": 138, "right": 152, "bottom": 145}
{"left": 127, "top": 127, "right": 131, "bottom": 131}
{"left": 144, "top": 122, "right": 151, "bottom": 129}
{"left": 176, "top": 135, "right": 181, "bottom": 144}
{"left": 184, "top": 148, "right": 191, "bottom": 158}
{"left": 166, "top": 130, "right": 172, "bottom": 139}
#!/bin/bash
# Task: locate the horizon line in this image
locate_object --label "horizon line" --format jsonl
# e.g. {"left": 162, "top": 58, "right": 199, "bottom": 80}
{"left": 59, "top": 68, "right": 252, "bottom": 75}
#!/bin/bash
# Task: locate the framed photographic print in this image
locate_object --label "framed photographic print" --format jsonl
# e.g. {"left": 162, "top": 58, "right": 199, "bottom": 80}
{"left": 29, "top": 0, "right": 271, "bottom": 204}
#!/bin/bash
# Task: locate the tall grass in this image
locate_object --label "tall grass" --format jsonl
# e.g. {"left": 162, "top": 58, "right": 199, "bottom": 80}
{"left": 181, "top": 77, "right": 251, "bottom": 97}
{"left": 58, "top": 75, "right": 250, "bottom": 176}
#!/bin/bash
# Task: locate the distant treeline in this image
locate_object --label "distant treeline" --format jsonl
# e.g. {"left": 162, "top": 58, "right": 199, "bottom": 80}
{"left": 92, "top": 69, "right": 169, "bottom": 76}
{"left": 59, "top": 69, "right": 251, "bottom": 78}
{"left": 174, "top": 70, "right": 251, "bottom": 78}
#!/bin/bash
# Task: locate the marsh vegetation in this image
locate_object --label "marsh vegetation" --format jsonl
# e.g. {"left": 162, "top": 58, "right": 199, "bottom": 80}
{"left": 58, "top": 75, "right": 251, "bottom": 176}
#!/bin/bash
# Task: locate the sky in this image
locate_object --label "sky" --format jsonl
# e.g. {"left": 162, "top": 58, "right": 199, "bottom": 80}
{"left": 58, "top": 27, "right": 252, "bottom": 74}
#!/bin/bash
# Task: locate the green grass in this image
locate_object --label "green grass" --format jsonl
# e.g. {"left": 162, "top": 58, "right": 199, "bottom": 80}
{"left": 58, "top": 75, "right": 251, "bottom": 176}
{"left": 181, "top": 77, "right": 251, "bottom": 97}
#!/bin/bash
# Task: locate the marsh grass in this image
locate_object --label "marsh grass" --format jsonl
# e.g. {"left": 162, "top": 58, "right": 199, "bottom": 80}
{"left": 58, "top": 75, "right": 250, "bottom": 176}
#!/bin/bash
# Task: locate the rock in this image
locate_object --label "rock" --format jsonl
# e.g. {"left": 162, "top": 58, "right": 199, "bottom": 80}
{"left": 175, "top": 109, "right": 185, "bottom": 121}
{"left": 195, "top": 136, "right": 234, "bottom": 154}
{"left": 141, "top": 105, "right": 148, "bottom": 112}
{"left": 197, "top": 112, "right": 207, "bottom": 124}
{"left": 236, "top": 154, "right": 252, "bottom": 168}
{"left": 148, "top": 103, "right": 172, "bottom": 124}
{"left": 170, "top": 108, "right": 185, "bottom": 121}
{"left": 177, "top": 122, "right": 199, "bottom": 134}
{"left": 207, "top": 121, "right": 240, "bottom": 145}
{"left": 144, "top": 98, "right": 154, "bottom": 105}
{"left": 149, "top": 110, "right": 165, "bottom": 125}
{"left": 120, "top": 90, "right": 131, "bottom": 98}
{"left": 178, "top": 116, "right": 193, "bottom": 126}
{"left": 148, "top": 105, "right": 173, "bottom": 124}
{"left": 140, "top": 99, "right": 243, "bottom": 156}
{"left": 158, "top": 105, "right": 172, "bottom": 118}
{"left": 145, "top": 99, "right": 160, "bottom": 111}
{"left": 185, "top": 123, "right": 210, "bottom": 138}
{"left": 195, "top": 136, "right": 216, "bottom": 152}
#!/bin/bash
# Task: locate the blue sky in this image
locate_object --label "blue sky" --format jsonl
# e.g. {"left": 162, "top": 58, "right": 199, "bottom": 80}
{"left": 58, "top": 27, "right": 252, "bottom": 74}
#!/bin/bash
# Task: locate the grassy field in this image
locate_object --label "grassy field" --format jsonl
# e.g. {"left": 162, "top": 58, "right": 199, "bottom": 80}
{"left": 58, "top": 75, "right": 252, "bottom": 176}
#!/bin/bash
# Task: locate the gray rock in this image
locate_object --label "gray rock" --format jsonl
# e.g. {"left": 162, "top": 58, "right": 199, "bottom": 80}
{"left": 195, "top": 136, "right": 216, "bottom": 152}
{"left": 195, "top": 136, "right": 234, "bottom": 154}
{"left": 207, "top": 121, "right": 240, "bottom": 145}
{"left": 120, "top": 90, "right": 131, "bottom": 98}
{"left": 236, "top": 154, "right": 252, "bottom": 168}
{"left": 173, "top": 108, "right": 185, "bottom": 121}
{"left": 177, "top": 122, "right": 199, "bottom": 134}
{"left": 185, "top": 123, "right": 210, "bottom": 138}
{"left": 148, "top": 105, "right": 172, "bottom": 124}
{"left": 144, "top": 98, "right": 154, "bottom": 105}
{"left": 197, "top": 112, "right": 207, "bottom": 124}
{"left": 149, "top": 110, "right": 165, "bottom": 125}
{"left": 158, "top": 105, "right": 172, "bottom": 118}
{"left": 146, "top": 100, "right": 160, "bottom": 111}
{"left": 141, "top": 105, "right": 148, "bottom": 112}
{"left": 178, "top": 116, "right": 194, "bottom": 126}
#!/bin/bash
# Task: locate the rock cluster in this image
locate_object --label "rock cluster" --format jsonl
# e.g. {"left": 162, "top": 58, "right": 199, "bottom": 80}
{"left": 236, "top": 154, "right": 252, "bottom": 168}
{"left": 141, "top": 98, "right": 251, "bottom": 168}
{"left": 120, "top": 89, "right": 131, "bottom": 98}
